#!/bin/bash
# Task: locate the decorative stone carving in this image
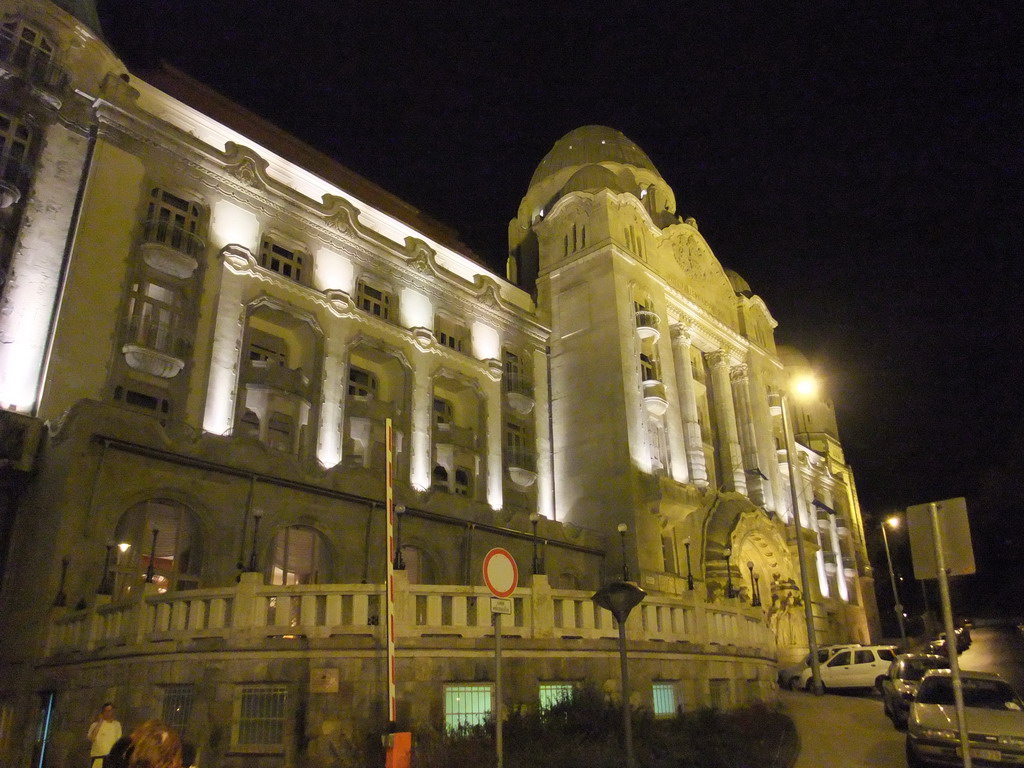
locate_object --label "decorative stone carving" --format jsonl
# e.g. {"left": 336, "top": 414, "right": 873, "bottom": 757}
{"left": 321, "top": 194, "right": 360, "bottom": 235}
{"left": 223, "top": 142, "right": 270, "bottom": 189}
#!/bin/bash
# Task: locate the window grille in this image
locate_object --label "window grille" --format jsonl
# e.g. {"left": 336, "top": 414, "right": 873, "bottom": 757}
{"left": 444, "top": 684, "right": 492, "bottom": 732}
{"left": 161, "top": 685, "right": 194, "bottom": 734}
{"left": 652, "top": 682, "right": 677, "bottom": 717}
{"left": 539, "top": 683, "right": 574, "bottom": 711}
{"left": 234, "top": 685, "right": 287, "bottom": 749}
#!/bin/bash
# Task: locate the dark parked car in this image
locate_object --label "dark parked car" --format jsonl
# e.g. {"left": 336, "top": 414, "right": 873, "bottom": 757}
{"left": 879, "top": 653, "right": 950, "bottom": 729}
{"left": 928, "top": 627, "right": 970, "bottom": 655}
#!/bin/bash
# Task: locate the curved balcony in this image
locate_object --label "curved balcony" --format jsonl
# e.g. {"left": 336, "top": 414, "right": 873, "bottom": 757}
{"left": 0, "top": 30, "right": 70, "bottom": 107}
{"left": 433, "top": 422, "right": 476, "bottom": 452}
{"left": 642, "top": 379, "right": 668, "bottom": 415}
{"left": 634, "top": 309, "right": 661, "bottom": 341}
{"left": 842, "top": 555, "right": 857, "bottom": 579}
{"left": 504, "top": 373, "right": 535, "bottom": 415}
{"left": 0, "top": 155, "right": 29, "bottom": 209}
{"left": 506, "top": 445, "right": 537, "bottom": 487}
{"left": 122, "top": 318, "right": 190, "bottom": 378}
{"left": 140, "top": 218, "right": 205, "bottom": 278}
{"left": 345, "top": 395, "right": 396, "bottom": 422}
{"left": 243, "top": 359, "right": 311, "bottom": 401}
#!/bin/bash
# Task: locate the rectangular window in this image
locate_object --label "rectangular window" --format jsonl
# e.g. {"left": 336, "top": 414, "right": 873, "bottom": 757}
{"left": 259, "top": 237, "right": 304, "bottom": 282}
{"left": 161, "top": 684, "right": 194, "bottom": 735}
{"left": 233, "top": 685, "right": 287, "bottom": 751}
{"left": 454, "top": 467, "right": 471, "bottom": 497}
{"left": 444, "top": 683, "right": 492, "bottom": 733}
{"left": 709, "top": 679, "right": 730, "bottom": 710}
{"left": 539, "top": 683, "right": 574, "bottom": 712}
{"left": 434, "top": 316, "right": 466, "bottom": 352}
{"left": 652, "top": 682, "right": 677, "bottom": 717}
{"left": 356, "top": 280, "right": 391, "bottom": 319}
{"left": 661, "top": 535, "right": 677, "bottom": 574}
{"left": 433, "top": 397, "right": 454, "bottom": 428}
{"left": 347, "top": 366, "right": 377, "bottom": 398}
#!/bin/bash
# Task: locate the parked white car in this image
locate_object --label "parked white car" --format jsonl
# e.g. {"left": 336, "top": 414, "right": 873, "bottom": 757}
{"left": 906, "top": 670, "right": 1024, "bottom": 767}
{"left": 797, "top": 645, "right": 897, "bottom": 691}
{"left": 778, "top": 644, "right": 861, "bottom": 690}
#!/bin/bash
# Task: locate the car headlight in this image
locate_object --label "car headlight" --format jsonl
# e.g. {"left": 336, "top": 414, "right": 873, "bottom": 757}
{"left": 998, "top": 735, "right": 1024, "bottom": 749}
{"left": 916, "top": 728, "right": 958, "bottom": 742}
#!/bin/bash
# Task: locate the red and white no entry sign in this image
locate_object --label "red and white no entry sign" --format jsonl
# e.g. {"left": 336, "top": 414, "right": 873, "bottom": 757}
{"left": 482, "top": 548, "right": 518, "bottom": 598}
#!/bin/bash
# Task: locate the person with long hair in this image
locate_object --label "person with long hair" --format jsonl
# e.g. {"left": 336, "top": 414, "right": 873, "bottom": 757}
{"left": 109, "top": 720, "right": 182, "bottom": 768}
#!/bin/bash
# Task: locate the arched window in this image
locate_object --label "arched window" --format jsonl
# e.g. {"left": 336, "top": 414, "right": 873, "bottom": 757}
{"left": 269, "top": 526, "right": 332, "bottom": 585}
{"left": 1, "top": 20, "right": 55, "bottom": 83}
{"left": 399, "top": 545, "right": 436, "bottom": 585}
{"left": 110, "top": 500, "right": 202, "bottom": 597}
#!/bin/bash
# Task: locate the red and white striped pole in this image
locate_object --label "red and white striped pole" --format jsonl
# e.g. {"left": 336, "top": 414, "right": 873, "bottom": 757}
{"left": 385, "top": 418, "right": 397, "bottom": 724}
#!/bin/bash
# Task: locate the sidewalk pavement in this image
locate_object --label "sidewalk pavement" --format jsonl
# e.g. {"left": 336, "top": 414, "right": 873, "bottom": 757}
{"left": 778, "top": 689, "right": 906, "bottom": 768}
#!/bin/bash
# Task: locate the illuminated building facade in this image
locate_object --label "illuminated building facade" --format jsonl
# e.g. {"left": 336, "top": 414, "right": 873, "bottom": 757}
{"left": 0, "top": 2, "right": 879, "bottom": 766}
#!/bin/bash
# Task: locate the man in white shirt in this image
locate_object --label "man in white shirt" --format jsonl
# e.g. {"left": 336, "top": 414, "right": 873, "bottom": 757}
{"left": 87, "top": 702, "right": 122, "bottom": 768}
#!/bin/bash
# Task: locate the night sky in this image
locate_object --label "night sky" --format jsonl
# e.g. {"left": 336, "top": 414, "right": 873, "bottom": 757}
{"left": 97, "top": 1, "right": 1023, "bottom": 617}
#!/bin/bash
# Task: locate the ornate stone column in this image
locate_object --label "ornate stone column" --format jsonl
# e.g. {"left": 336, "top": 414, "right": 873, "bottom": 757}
{"left": 707, "top": 350, "right": 746, "bottom": 494}
{"left": 670, "top": 323, "right": 706, "bottom": 487}
{"left": 730, "top": 363, "right": 763, "bottom": 504}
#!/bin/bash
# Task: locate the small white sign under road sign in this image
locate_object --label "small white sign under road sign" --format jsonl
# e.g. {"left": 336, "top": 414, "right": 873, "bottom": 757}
{"left": 491, "top": 597, "right": 512, "bottom": 615}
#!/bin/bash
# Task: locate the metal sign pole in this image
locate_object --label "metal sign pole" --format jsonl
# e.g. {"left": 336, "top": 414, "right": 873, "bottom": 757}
{"left": 495, "top": 609, "right": 503, "bottom": 768}
{"left": 928, "top": 502, "right": 971, "bottom": 768}
{"left": 385, "top": 419, "right": 397, "bottom": 725}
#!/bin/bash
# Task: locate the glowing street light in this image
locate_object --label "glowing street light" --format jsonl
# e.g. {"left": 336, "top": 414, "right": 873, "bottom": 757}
{"left": 881, "top": 515, "right": 908, "bottom": 648}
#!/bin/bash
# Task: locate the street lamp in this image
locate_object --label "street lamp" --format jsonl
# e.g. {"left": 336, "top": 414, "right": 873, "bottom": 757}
{"left": 684, "top": 537, "right": 694, "bottom": 591}
{"left": 145, "top": 527, "right": 159, "bottom": 583}
{"left": 774, "top": 385, "right": 824, "bottom": 695}
{"left": 247, "top": 510, "right": 262, "bottom": 573}
{"left": 747, "top": 560, "right": 760, "bottom": 606}
{"left": 881, "top": 516, "right": 908, "bottom": 648}
{"left": 530, "top": 511, "right": 542, "bottom": 575}
{"left": 593, "top": 580, "right": 646, "bottom": 768}
{"left": 98, "top": 541, "right": 115, "bottom": 595}
{"left": 394, "top": 505, "right": 406, "bottom": 570}
{"left": 617, "top": 523, "right": 629, "bottom": 581}
{"left": 723, "top": 546, "right": 733, "bottom": 598}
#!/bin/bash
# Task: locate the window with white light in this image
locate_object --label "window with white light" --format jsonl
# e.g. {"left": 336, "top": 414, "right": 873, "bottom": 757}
{"left": 539, "top": 683, "right": 575, "bottom": 711}
{"left": 270, "top": 526, "right": 331, "bottom": 585}
{"left": 444, "top": 684, "right": 492, "bottom": 732}
{"left": 652, "top": 682, "right": 677, "bottom": 717}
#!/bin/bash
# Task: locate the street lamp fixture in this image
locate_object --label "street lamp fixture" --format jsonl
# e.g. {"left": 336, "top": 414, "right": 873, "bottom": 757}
{"left": 98, "top": 541, "right": 115, "bottom": 595}
{"left": 247, "top": 511, "right": 262, "bottom": 573}
{"left": 773, "top": 387, "right": 824, "bottom": 695}
{"left": 747, "top": 560, "right": 760, "bottom": 606}
{"left": 723, "top": 546, "right": 733, "bottom": 598}
{"left": 617, "top": 523, "right": 629, "bottom": 581}
{"left": 530, "top": 511, "right": 542, "bottom": 575}
{"left": 394, "top": 505, "right": 406, "bottom": 570}
{"left": 593, "top": 581, "right": 647, "bottom": 768}
{"left": 683, "top": 537, "right": 694, "bottom": 591}
{"left": 881, "top": 515, "right": 908, "bottom": 648}
{"left": 145, "top": 527, "right": 159, "bottom": 584}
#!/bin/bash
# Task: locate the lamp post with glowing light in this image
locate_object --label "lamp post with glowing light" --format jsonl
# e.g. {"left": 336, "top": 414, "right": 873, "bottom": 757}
{"left": 773, "top": 376, "right": 824, "bottom": 695}
{"left": 723, "top": 546, "right": 734, "bottom": 598}
{"left": 684, "top": 537, "right": 694, "bottom": 591}
{"left": 617, "top": 523, "right": 630, "bottom": 581}
{"left": 881, "top": 516, "right": 908, "bottom": 648}
{"left": 747, "top": 560, "right": 761, "bottom": 606}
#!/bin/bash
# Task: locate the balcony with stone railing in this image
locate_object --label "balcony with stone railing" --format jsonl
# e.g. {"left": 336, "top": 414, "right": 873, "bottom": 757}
{"left": 44, "top": 572, "right": 775, "bottom": 662}
{"left": 243, "top": 359, "right": 312, "bottom": 402}
{"left": 642, "top": 379, "right": 668, "bottom": 416}
{"left": 122, "top": 317, "right": 192, "bottom": 378}
{"left": 505, "top": 445, "right": 537, "bottom": 487}
{"left": 433, "top": 422, "right": 476, "bottom": 452}
{"left": 634, "top": 309, "right": 661, "bottom": 342}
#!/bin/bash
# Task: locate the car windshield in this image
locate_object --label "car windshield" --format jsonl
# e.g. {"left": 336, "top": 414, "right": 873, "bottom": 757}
{"left": 902, "top": 658, "right": 950, "bottom": 682}
{"left": 917, "top": 677, "right": 1023, "bottom": 710}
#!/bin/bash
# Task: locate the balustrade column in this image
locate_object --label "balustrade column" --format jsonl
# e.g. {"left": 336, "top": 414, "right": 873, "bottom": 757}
{"left": 707, "top": 350, "right": 746, "bottom": 494}
{"left": 669, "top": 324, "right": 706, "bottom": 486}
{"left": 730, "top": 364, "right": 763, "bottom": 504}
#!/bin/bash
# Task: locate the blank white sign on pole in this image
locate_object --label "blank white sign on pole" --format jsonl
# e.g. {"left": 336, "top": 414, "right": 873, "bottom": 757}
{"left": 906, "top": 497, "right": 976, "bottom": 580}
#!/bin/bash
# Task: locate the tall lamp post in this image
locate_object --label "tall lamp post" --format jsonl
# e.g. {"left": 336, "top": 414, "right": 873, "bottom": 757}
{"left": 617, "top": 523, "right": 629, "bottom": 581}
{"left": 747, "top": 561, "right": 760, "bottom": 606}
{"left": 593, "top": 580, "right": 646, "bottom": 768}
{"left": 530, "top": 511, "right": 542, "bottom": 575}
{"left": 684, "top": 537, "right": 694, "bottom": 591}
{"left": 723, "top": 546, "right": 733, "bottom": 598}
{"left": 774, "top": 385, "right": 824, "bottom": 695}
{"left": 881, "top": 516, "right": 908, "bottom": 648}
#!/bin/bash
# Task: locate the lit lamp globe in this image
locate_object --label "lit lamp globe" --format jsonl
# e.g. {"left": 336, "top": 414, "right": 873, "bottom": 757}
{"left": 592, "top": 581, "right": 646, "bottom": 623}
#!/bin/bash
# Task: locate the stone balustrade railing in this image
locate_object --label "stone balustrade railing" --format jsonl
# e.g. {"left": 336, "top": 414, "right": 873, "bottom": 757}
{"left": 45, "top": 573, "right": 775, "bottom": 658}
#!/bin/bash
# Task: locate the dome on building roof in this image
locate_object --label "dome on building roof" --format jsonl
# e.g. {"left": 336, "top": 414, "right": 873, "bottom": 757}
{"left": 724, "top": 269, "right": 752, "bottom": 296}
{"left": 529, "top": 126, "right": 661, "bottom": 189}
{"left": 52, "top": 0, "right": 103, "bottom": 36}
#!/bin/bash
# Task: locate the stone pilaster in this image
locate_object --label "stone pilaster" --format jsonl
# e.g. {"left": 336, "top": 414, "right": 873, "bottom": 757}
{"left": 707, "top": 350, "right": 746, "bottom": 494}
{"left": 730, "top": 363, "right": 763, "bottom": 504}
{"left": 670, "top": 323, "right": 706, "bottom": 487}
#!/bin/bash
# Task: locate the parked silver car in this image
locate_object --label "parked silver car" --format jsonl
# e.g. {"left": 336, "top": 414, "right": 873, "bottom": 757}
{"left": 879, "top": 653, "right": 949, "bottom": 729}
{"left": 778, "top": 644, "right": 861, "bottom": 690}
{"left": 906, "top": 670, "right": 1024, "bottom": 767}
{"left": 796, "top": 645, "right": 897, "bottom": 691}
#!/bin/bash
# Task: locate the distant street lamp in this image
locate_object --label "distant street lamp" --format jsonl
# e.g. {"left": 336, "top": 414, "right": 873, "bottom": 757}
{"left": 593, "top": 580, "right": 646, "bottom": 768}
{"left": 753, "top": 572, "right": 762, "bottom": 607}
{"left": 747, "top": 560, "right": 760, "bottom": 606}
{"left": 882, "top": 516, "right": 908, "bottom": 647}
{"left": 684, "top": 537, "right": 694, "bottom": 591}
{"left": 530, "top": 511, "right": 542, "bottom": 575}
{"left": 617, "top": 523, "right": 629, "bottom": 581}
{"left": 98, "top": 541, "right": 115, "bottom": 595}
{"left": 774, "top": 383, "right": 824, "bottom": 695}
